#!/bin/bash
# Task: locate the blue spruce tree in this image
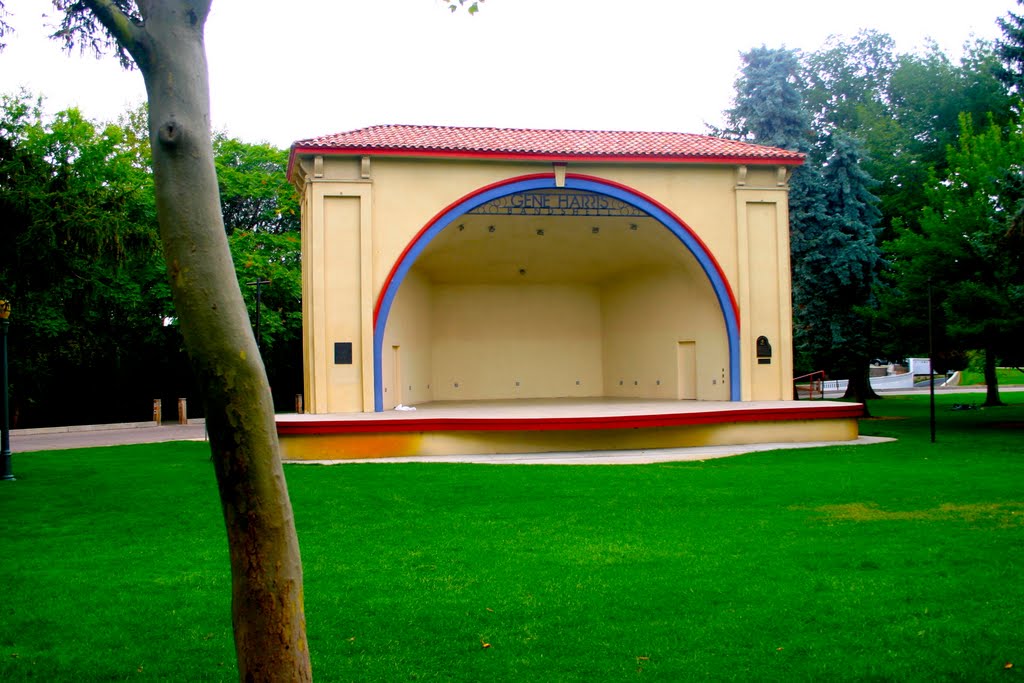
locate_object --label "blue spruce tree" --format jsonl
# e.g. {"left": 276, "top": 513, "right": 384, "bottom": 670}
{"left": 721, "top": 46, "right": 882, "bottom": 408}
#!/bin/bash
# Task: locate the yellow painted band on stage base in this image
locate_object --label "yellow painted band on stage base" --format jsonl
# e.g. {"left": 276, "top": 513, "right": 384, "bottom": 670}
{"left": 279, "top": 418, "right": 858, "bottom": 461}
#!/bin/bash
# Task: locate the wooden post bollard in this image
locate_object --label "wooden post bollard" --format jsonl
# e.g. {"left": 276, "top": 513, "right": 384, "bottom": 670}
{"left": 153, "top": 399, "right": 162, "bottom": 425}
{"left": 295, "top": 393, "right": 304, "bottom": 414}
{"left": 178, "top": 398, "right": 187, "bottom": 425}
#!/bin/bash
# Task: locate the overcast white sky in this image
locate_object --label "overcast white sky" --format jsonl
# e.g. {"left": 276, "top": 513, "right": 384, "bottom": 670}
{"left": 0, "top": 0, "right": 1017, "bottom": 148}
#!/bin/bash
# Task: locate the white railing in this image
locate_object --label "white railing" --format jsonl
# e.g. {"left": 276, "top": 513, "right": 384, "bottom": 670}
{"left": 818, "top": 373, "right": 936, "bottom": 394}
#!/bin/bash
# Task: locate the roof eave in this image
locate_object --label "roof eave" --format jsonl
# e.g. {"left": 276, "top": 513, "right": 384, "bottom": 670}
{"left": 287, "top": 145, "right": 805, "bottom": 181}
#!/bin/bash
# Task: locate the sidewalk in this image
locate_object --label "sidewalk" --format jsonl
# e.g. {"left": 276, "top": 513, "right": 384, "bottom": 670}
{"left": 8, "top": 384, "right": 1019, "bottom": 459}
{"left": 10, "top": 421, "right": 890, "bottom": 464}
{"left": 820, "top": 384, "right": 1024, "bottom": 399}
{"left": 11, "top": 421, "right": 207, "bottom": 452}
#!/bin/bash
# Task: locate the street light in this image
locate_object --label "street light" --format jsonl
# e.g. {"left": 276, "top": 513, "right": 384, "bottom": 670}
{"left": 1, "top": 299, "right": 13, "bottom": 481}
{"left": 927, "top": 278, "right": 936, "bottom": 444}
{"left": 246, "top": 278, "right": 270, "bottom": 352}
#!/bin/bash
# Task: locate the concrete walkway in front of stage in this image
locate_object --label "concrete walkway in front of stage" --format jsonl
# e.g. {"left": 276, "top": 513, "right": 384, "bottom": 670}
{"left": 17, "top": 380, "right": 1019, "bottom": 462}
{"left": 10, "top": 419, "right": 892, "bottom": 465}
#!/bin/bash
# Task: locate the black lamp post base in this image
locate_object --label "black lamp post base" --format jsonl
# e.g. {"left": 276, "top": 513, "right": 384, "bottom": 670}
{"left": 0, "top": 452, "right": 13, "bottom": 481}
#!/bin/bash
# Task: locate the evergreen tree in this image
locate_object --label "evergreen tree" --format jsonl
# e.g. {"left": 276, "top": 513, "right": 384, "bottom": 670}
{"left": 996, "top": 0, "right": 1024, "bottom": 93}
{"left": 722, "top": 47, "right": 881, "bottom": 409}
{"left": 721, "top": 46, "right": 827, "bottom": 374}
{"left": 721, "top": 46, "right": 812, "bottom": 152}
{"left": 813, "top": 132, "right": 883, "bottom": 402}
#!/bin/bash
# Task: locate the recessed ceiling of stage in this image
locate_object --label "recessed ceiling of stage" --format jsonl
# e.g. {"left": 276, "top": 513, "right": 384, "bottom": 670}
{"left": 412, "top": 214, "right": 708, "bottom": 285}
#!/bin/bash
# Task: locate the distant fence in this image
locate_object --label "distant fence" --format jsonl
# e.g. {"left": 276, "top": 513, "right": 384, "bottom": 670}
{"left": 804, "top": 372, "right": 937, "bottom": 396}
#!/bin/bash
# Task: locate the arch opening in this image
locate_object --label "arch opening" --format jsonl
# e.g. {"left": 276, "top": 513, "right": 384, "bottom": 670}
{"left": 373, "top": 174, "right": 740, "bottom": 411}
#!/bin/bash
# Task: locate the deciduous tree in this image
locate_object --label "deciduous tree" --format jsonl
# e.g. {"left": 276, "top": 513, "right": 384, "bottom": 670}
{"left": 37, "top": 1, "right": 310, "bottom": 679}
{"left": 0, "top": 93, "right": 171, "bottom": 427}
{"left": 887, "top": 116, "right": 1024, "bottom": 406}
{"left": 799, "top": 31, "right": 1017, "bottom": 390}
{"left": 215, "top": 136, "right": 299, "bottom": 236}
{"left": 214, "top": 136, "right": 303, "bottom": 410}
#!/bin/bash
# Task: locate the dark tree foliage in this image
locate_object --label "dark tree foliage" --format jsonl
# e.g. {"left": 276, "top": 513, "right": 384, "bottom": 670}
{"left": 721, "top": 46, "right": 813, "bottom": 152}
{"left": 215, "top": 136, "right": 299, "bottom": 235}
{"left": 229, "top": 227, "right": 303, "bottom": 413}
{"left": 214, "top": 137, "right": 303, "bottom": 411}
{"left": 722, "top": 47, "right": 883, "bottom": 407}
{"left": 0, "top": 95, "right": 303, "bottom": 426}
{"left": 886, "top": 117, "right": 1024, "bottom": 406}
{"left": 803, "top": 30, "right": 897, "bottom": 136}
{"left": 815, "top": 133, "right": 883, "bottom": 403}
{"left": 0, "top": 93, "right": 189, "bottom": 427}
{"left": 886, "top": 43, "right": 1013, "bottom": 207}
{"left": 804, "top": 34, "right": 1015, "bottom": 239}
{"left": 796, "top": 29, "right": 1018, "bottom": 397}
{"left": 996, "top": 0, "right": 1024, "bottom": 92}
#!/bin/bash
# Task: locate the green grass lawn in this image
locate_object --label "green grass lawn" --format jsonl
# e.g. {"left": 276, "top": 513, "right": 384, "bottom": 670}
{"left": 957, "top": 367, "right": 1024, "bottom": 386}
{"left": 1, "top": 393, "right": 1022, "bottom": 681}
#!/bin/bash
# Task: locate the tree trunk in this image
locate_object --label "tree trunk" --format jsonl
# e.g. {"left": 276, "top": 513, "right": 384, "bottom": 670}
{"left": 101, "top": 2, "right": 312, "bottom": 680}
{"left": 983, "top": 342, "right": 1004, "bottom": 407}
{"left": 841, "top": 361, "right": 879, "bottom": 417}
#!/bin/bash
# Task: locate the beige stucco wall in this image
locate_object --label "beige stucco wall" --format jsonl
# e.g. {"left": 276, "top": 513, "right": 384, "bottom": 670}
{"left": 294, "top": 153, "right": 794, "bottom": 413}
{"left": 736, "top": 186, "right": 795, "bottom": 400}
{"left": 429, "top": 283, "right": 604, "bottom": 401}
{"left": 601, "top": 265, "right": 729, "bottom": 401}
{"left": 380, "top": 268, "right": 433, "bottom": 408}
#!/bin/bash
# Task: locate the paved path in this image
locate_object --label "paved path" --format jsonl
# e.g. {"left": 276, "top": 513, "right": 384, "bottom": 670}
{"left": 824, "top": 384, "right": 1024, "bottom": 399}
{"left": 9, "top": 385, "right": 1017, "bottom": 463}
{"left": 11, "top": 423, "right": 207, "bottom": 452}
{"left": 10, "top": 420, "right": 891, "bottom": 465}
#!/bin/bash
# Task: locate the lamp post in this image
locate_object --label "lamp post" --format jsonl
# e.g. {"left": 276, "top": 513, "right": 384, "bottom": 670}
{"left": 246, "top": 278, "right": 270, "bottom": 352}
{"left": 927, "top": 279, "right": 936, "bottom": 444}
{"left": 1, "top": 299, "right": 13, "bottom": 481}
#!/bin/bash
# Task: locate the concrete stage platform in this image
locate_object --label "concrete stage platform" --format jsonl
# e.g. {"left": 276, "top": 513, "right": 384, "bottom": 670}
{"left": 276, "top": 398, "right": 862, "bottom": 461}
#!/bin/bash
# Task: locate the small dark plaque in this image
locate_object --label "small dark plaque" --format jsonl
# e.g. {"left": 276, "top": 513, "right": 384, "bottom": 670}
{"left": 334, "top": 342, "right": 353, "bottom": 365}
{"left": 756, "top": 336, "right": 772, "bottom": 365}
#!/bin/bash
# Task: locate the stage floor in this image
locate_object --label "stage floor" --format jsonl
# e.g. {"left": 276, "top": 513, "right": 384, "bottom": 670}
{"left": 277, "top": 398, "right": 863, "bottom": 461}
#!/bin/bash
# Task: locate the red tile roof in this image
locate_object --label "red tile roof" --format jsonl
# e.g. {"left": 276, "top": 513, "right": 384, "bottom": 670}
{"left": 290, "top": 124, "right": 805, "bottom": 165}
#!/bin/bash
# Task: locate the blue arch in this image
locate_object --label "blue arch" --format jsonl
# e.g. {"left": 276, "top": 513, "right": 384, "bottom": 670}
{"left": 373, "top": 175, "right": 741, "bottom": 410}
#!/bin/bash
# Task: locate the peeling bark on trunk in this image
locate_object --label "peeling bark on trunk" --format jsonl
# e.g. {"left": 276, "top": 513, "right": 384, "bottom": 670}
{"left": 82, "top": 2, "right": 312, "bottom": 680}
